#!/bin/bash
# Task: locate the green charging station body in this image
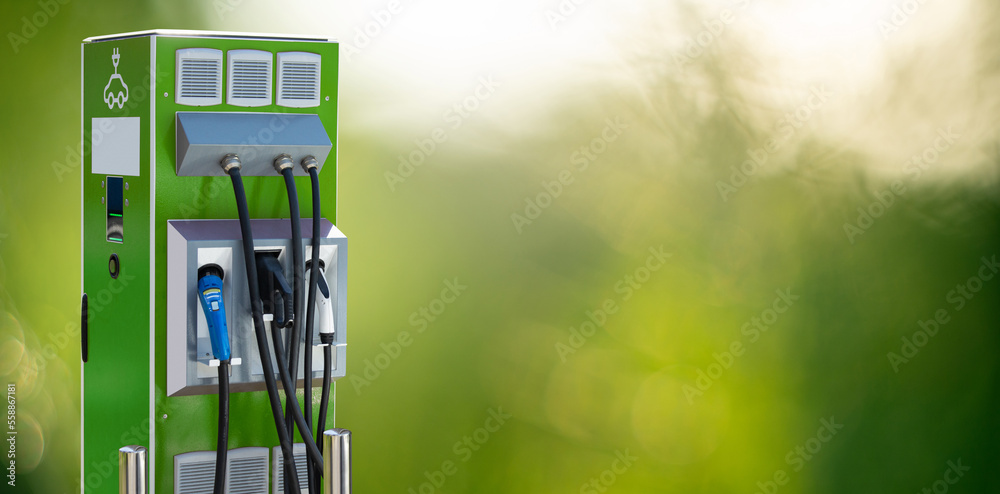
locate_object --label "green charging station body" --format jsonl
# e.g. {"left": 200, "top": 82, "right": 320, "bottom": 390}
{"left": 81, "top": 30, "right": 344, "bottom": 493}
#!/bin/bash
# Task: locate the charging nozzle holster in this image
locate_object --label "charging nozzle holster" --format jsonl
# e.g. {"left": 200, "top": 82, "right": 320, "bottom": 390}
{"left": 256, "top": 253, "right": 294, "bottom": 328}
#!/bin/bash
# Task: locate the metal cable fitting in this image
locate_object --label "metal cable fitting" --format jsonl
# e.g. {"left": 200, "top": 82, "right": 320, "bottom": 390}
{"left": 273, "top": 154, "right": 294, "bottom": 173}
{"left": 300, "top": 155, "right": 319, "bottom": 171}
{"left": 220, "top": 154, "right": 242, "bottom": 172}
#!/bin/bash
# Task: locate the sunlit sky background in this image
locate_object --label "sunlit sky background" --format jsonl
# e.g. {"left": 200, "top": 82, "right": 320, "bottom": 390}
{"left": 266, "top": 0, "right": 994, "bottom": 179}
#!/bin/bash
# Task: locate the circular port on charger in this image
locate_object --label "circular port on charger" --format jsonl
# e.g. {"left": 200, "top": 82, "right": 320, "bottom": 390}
{"left": 109, "top": 253, "right": 120, "bottom": 279}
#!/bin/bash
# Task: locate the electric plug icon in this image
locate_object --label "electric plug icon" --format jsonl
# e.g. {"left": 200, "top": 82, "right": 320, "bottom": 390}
{"left": 103, "top": 47, "right": 130, "bottom": 109}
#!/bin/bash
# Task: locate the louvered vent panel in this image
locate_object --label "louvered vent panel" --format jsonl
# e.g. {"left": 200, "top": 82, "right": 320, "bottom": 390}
{"left": 279, "top": 63, "right": 318, "bottom": 100}
{"left": 227, "top": 447, "right": 269, "bottom": 494}
{"left": 175, "top": 48, "right": 223, "bottom": 106}
{"left": 175, "top": 451, "right": 215, "bottom": 494}
{"left": 277, "top": 52, "right": 321, "bottom": 108}
{"left": 174, "top": 448, "right": 269, "bottom": 494}
{"left": 180, "top": 59, "right": 220, "bottom": 97}
{"left": 272, "top": 444, "right": 310, "bottom": 493}
{"left": 227, "top": 50, "right": 272, "bottom": 107}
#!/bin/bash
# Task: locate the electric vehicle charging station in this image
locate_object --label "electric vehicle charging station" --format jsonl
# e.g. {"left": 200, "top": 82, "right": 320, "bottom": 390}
{"left": 81, "top": 30, "right": 348, "bottom": 493}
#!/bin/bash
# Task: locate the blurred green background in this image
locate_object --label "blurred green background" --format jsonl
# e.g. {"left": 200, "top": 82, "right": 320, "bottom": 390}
{"left": 1, "top": 0, "right": 999, "bottom": 492}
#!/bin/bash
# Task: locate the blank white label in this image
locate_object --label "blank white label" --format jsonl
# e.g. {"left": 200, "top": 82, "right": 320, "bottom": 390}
{"left": 92, "top": 117, "right": 140, "bottom": 176}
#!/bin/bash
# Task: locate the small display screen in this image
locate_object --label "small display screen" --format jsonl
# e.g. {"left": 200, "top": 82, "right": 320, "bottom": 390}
{"left": 106, "top": 176, "right": 123, "bottom": 243}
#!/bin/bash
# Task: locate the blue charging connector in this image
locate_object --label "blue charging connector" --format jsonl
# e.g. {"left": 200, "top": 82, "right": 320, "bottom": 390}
{"left": 198, "top": 264, "right": 231, "bottom": 361}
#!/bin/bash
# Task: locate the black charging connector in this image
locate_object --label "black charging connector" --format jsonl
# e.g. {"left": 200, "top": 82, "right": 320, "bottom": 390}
{"left": 256, "top": 252, "right": 294, "bottom": 328}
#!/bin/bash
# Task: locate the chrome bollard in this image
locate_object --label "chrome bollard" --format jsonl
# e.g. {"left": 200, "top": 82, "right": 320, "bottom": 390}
{"left": 118, "top": 445, "right": 147, "bottom": 494}
{"left": 323, "top": 429, "right": 351, "bottom": 494}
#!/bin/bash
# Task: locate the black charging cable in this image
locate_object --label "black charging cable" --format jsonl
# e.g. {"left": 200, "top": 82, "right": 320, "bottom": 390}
{"left": 303, "top": 158, "right": 322, "bottom": 492}
{"left": 221, "top": 155, "right": 303, "bottom": 493}
{"left": 277, "top": 155, "right": 307, "bottom": 490}
{"left": 214, "top": 360, "right": 230, "bottom": 494}
{"left": 315, "top": 344, "right": 332, "bottom": 481}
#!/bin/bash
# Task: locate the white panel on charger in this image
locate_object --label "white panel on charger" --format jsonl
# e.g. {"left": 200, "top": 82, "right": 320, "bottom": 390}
{"left": 92, "top": 117, "right": 140, "bottom": 176}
